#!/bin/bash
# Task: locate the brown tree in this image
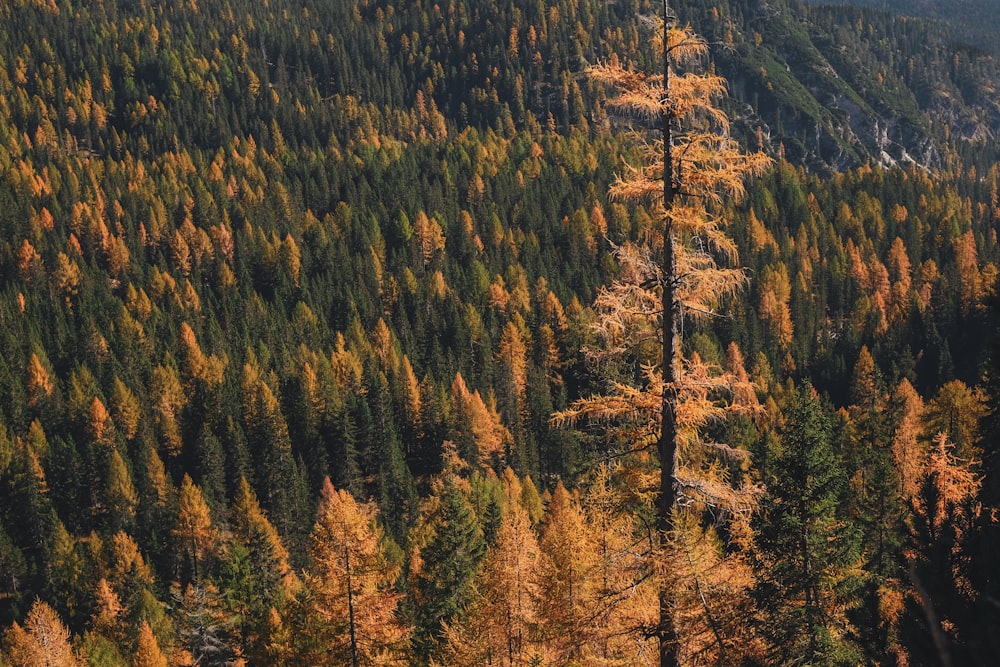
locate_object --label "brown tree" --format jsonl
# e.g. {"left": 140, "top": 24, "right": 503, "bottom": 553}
{"left": 558, "top": 10, "right": 769, "bottom": 665}
{"left": 172, "top": 474, "right": 218, "bottom": 583}
{"left": 132, "top": 621, "right": 168, "bottom": 667}
{"left": 301, "top": 478, "right": 409, "bottom": 666}
{"left": 2, "top": 599, "right": 79, "bottom": 667}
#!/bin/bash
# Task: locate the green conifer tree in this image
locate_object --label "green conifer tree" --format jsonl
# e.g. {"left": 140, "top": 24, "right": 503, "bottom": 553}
{"left": 754, "top": 384, "right": 864, "bottom": 665}
{"left": 410, "top": 479, "right": 486, "bottom": 662}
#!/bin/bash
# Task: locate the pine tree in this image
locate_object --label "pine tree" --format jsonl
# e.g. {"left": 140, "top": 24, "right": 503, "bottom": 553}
{"left": 220, "top": 477, "right": 297, "bottom": 661}
{"left": 229, "top": 477, "right": 296, "bottom": 599}
{"left": 842, "top": 349, "right": 906, "bottom": 660}
{"left": 359, "top": 363, "right": 417, "bottom": 543}
{"left": 241, "top": 357, "right": 310, "bottom": 541}
{"left": 435, "top": 491, "right": 542, "bottom": 666}
{"left": 46, "top": 519, "right": 89, "bottom": 627}
{"left": 0, "top": 522, "right": 27, "bottom": 618}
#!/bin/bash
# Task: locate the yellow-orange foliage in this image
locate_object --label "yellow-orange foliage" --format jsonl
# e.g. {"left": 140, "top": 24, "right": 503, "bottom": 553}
{"left": 26, "top": 352, "right": 53, "bottom": 408}
{"left": 912, "top": 433, "right": 980, "bottom": 540}
{"left": 179, "top": 322, "right": 225, "bottom": 387}
{"left": 436, "top": 493, "right": 542, "bottom": 666}
{"left": 922, "top": 379, "right": 986, "bottom": 460}
{"left": 413, "top": 211, "right": 446, "bottom": 268}
{"left": 2, "top": 599, "right": 79, "bottom": 667}
{"left": 151, "top": 364, "right": 185, "bottom": 456}
{"left": 304, "top": 479, "right": 410, "bottom": 666}
{"left": 231, "top": 477, "right": 298, "bottom": 595}
{"left": 398, "top": 355, "right": 422, "bottom": 429}
{"left": 747, "top": 208, "right": 778, "bottom": 253}
{"left": 580, "top": 465, "right": 658, "bottom": 663}
{"left": 892, "top": 379, "right": 926, "bottom": 501}
{"left": 16, "top": 239, "right": 41, "bottom": 281}
{"left": 562, "top": 16, "right": 769, "bottom": 663}
{"left": 372, "top": 318, "right": 395, "bottom": 369}
{"left": 280, "top": 233, "right": 301, "bottom": 286}
{"left": 91, "top": 577, "right": 124, "bottom": 637}
{"left": 664, "top": 518, "right": 765, "bottom": 665}
{"left": 497, "top": 319, "right": 529, "bottom": 394}
{"left": 535, "top": 483, "right": 602, "bottom": 663}
{"left": 450, "top": 372, "right": 511, "bottom": 466}
{"left": 330, "top": 333, "right": 364, "bottom": 392}
{"left": 173, "top": 474, "right": 218, "bottom": 581}
{"left": 110, "top": 377, "right": 141, "bottom": 441}
{"left": 758, "top": 264, "right": 794, "bottom": 348}
{"left": 52, "top": 251, "right": 82, "bottom": 306}
{"left": 488, "top": 274, "right": 511, "bottom": 313}
{"left": 133, "top": 621, "right": 168, "bottom": 667}
{"left": 106, "top": 449, "right": 139, "bottom": 527}
{"left": 107, "top": 531, "right": 155, "bottom": 593}
{"left": 88, "top": 397, "right": 113, "bottom": 446}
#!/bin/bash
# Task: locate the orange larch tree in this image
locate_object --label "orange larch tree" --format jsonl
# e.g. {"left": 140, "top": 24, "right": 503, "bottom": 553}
{"left": 2, "top": 599, "right": 79, "bottom": 667}
{"left": 556, "top": 7, "right": 770, "bottom": 665}
{"left": 534, "top": 482, "right": 600, "bottom": 663}
{"left": 301, "top": 478, "right": 410, "bottom": 666}
{"left": 172, "top": 474, "right": 218, "bottom": 584}
{"left": 133, "top": 620, "right": 169, "bottom": 667}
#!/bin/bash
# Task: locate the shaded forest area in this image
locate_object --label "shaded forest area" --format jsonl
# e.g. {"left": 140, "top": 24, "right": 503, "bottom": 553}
{"left": 2, "top": 0, "right": 1000, "bottom": 663}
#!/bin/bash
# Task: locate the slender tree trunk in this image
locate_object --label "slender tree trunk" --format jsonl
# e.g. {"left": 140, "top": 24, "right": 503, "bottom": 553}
{"left": 508, "top": 607, "right": 515, "bottom": 667}
{"left": 659, "top": 3, "right": 680, "bottom": 665}
{"left": 803, "top": 521, "right": 816, "bottom": 661}
{"left": 345, "top": 543, "right": 359, "bottom": 667}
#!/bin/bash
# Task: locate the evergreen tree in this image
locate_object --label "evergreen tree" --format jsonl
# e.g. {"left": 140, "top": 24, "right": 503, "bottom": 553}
{"left": 0, "top": 523, "right": 27, "bottom": 622}
{"left": 970, "top": 304, "right": 1000, "bottom": 661}
{"left": 435, "top": 489, "right": 541, "bottom": 666}
{"left": 359, "top": 365, "right": 417, "bottom": 543}
{"left": 754, "top": 384, "right": 864, "bottom": 666}
{"left": 220, "top": 477, "right": 297, "bottom": 662}
{"left": 241, "top": 358, "right": 310, "bottom": 542}
{"left": 104, "top": 449, "right": 140, "bottom": 534}
{"left": 842, "top": 349, "right": 906, "bottom": 660}
{"left": 900, "top": 434, "right": 981, "bottom": 666}
{"left": 410, "top": 478, "right": 486, "bottom": 661}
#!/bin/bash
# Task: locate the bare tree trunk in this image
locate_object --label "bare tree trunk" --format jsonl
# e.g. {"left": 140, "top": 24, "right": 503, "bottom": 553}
{"left": 659, "top": 3, "right": 680, "bottom": 666}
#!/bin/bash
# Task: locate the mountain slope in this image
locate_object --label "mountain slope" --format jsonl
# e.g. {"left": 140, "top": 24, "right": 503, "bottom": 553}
{"left": 676, "top": 0, "right": 1000, "bottom": 170}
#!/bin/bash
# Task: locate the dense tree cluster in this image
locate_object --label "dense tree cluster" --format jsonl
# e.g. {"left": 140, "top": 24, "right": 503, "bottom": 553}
{"left": 2, "top": 0, "right": 1000, "bottom": 664}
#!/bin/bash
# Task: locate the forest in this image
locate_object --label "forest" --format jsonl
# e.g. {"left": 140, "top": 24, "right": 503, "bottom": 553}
{"left": 1, "top": 0, "right": 1000, "bottom": 663}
